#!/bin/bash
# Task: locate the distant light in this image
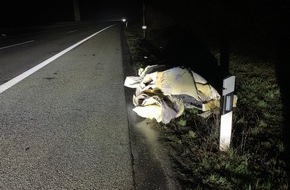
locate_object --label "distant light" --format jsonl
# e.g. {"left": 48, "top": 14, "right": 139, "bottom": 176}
{"left": 122, "top": 18, "right": 126, "bottom": 22}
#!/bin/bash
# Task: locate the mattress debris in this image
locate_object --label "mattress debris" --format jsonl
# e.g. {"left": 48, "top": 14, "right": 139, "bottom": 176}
{"left": 124, "top": 65, "right": 237, "bottom": 124}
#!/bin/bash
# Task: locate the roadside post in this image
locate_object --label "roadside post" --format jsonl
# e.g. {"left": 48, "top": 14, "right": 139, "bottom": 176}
{"left": 73, "top": 0, "right": 80, "bottom": 21}
{"left": 142, "top": 1, "right": 146, "bottom": 38}
{"left": 142, "top": 25, "right": 147, "bottom": 38}
{"left": 219, "top": 76, "right": 235, "bottom": 151}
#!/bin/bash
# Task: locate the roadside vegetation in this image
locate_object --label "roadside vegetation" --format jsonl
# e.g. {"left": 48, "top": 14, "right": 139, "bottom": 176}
{"left": 123, "top": 23, "right": 288, "bottom": 189}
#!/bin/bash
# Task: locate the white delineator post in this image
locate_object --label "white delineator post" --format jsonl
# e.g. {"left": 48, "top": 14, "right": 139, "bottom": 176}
{"left": 219, "top": 76, "right": 236, "bottom": 151}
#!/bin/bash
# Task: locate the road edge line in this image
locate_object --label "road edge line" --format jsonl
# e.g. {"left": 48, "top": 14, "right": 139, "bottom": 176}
{"left": 0, "top": 24, "right": 116, "bottom": 94}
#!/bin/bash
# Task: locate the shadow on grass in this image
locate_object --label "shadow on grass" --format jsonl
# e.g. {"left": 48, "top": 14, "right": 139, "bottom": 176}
{"left": 274, "top": 31, "right": 290, "bottom": 187}
{"left": 161, "top": 28, "right": 228, "bottom": 94}
{"left": 272, "top": 9, "right": 290, "bottom": 186}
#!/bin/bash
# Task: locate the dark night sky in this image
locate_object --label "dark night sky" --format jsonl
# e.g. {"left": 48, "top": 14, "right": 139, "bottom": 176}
{"left": 1, "top": 0, "right": 289, "bottom": 42}
{"left": 0, "top": 0, "right": 136, "bottom": 28}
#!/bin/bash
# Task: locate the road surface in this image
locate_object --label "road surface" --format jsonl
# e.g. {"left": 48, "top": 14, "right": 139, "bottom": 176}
{"left": 0, "top": 22, "right": 177, "bottom": 190}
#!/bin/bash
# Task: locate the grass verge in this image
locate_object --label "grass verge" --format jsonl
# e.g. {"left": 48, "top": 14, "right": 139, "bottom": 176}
{"left": 123, "top": 24, "right": 288, "bottom": 190}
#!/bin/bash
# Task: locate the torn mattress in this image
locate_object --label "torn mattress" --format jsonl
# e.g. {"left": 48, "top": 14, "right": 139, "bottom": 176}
{"left": 124, "top": 65, "right": 231, "bottom": 124}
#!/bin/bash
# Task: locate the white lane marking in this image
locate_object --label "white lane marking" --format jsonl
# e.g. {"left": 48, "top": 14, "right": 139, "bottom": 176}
{"left": 0, "top": 24, "right": 116, "bottom": 94}
{"left": 0, "top": 40, "right": 35, "bottom": 50}
{"left": 67, "top": 30, "right": 78, "bottom": 33}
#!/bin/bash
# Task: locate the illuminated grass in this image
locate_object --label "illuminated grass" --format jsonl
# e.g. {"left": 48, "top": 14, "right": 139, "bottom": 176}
{"left": 124, "top": 24, "right": 288, "bottom": 190}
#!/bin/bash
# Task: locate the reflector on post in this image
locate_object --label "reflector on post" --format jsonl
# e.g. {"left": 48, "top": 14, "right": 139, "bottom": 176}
{"left": 220, "top": 76, "right": 235, "bottom": 151}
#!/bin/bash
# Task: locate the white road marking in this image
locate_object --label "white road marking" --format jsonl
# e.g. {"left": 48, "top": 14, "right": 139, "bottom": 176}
{"left": 0, "top": 24, "right": 116, "bottom": 94}
{"left": 0, "top": 40, "right": 35, "bottom": 50}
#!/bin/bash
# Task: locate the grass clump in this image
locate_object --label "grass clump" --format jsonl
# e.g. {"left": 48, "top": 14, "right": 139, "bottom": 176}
{"left": 123, "top": 24, "right": 288, "bottom": 190}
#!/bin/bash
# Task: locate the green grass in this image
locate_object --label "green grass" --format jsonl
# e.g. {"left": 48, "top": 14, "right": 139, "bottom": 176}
{"left": 124, "top": 24, "right": 288, "bottom": 190}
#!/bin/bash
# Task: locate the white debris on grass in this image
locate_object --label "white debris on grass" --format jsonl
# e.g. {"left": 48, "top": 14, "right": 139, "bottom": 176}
{"left": 124, "top": 65, "right": 226, "bottom": 124}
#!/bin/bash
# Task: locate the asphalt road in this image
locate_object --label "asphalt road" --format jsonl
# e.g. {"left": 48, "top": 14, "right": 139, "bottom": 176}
{"left": 0, "top": 22, "right": 135, "bottom": 189}
{"left": 0, "top": 22, "right": 178, "bottom": 190}
{"left": 0, "top": 22, "right": 114, "bottom": 85}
